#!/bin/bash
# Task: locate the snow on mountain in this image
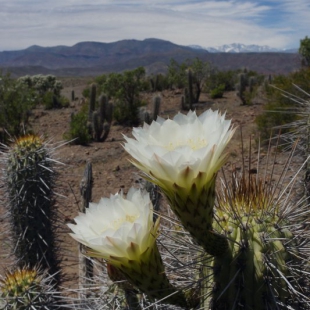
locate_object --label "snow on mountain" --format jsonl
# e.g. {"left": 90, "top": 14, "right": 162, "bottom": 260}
{"left": 189, "top": 43, "right": 297, "bottom": 53}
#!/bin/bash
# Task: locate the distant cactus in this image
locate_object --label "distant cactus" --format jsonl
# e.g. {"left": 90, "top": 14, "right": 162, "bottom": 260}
{"left": 71, "top": 90, "right": 75, "bottom": 101}
{"left": 187, "top": 69, "right": 194, "bottom": 109}
{"left": 248, "top": 76, "right": 257, "bottom": 93}
{"left": 151, "top": 95, "right": 161, "bottom": 121}
{"left": 3, "top": 135, "right": 61, "bottom": 287}
{"left": 139, "top": 96, "right": 161, "bottom": 125}
{"left": 88, "top": 83, "right": 96, "bottom": 123}
{"left": 236, "top": 72, "right": 247, "bottom": 104}
{"left": 90, "top": 94, "right": 113, "bottom": 142}
{"left": 0, "top": 266, "right": 60, "bottom": 309}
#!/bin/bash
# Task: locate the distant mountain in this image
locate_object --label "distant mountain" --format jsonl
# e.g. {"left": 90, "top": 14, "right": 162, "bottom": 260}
{"left": 0, "top": 39, "right": 301, "bottom": 77}
{"left": 190, "top": 43, "right": 298, "bottom": 54}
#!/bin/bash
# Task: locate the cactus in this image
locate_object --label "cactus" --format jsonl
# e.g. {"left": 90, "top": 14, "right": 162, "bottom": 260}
{"left": 180, "top": 94, "right": 187, "bottom": 110}
{"left": 3, "top": 135, "right": 61, "bottom": 287}
{"left": 0, "top": 266, "right": 60, "bottom": 309}
{"left": 237, "top": 72, "right": 247, "bottom": 104}
{"left": 198, "top": 163, "right": 310, "bottom": 309}
{"left": 88, "top": 83, "right": 96, "bottom": 122}
{"left": 71, "top": 90, "right": 75, "bottom": 101}
{"left": 122, "top": 109, "right": 310, "bottom": 309}
{"left": 187, "top": 69, "right": 194, "bottom": 109}
{"left": 139, "top": 96, "right": 161, "bottom": 125}
{"left": 248, "top": 76, "right": 256, "bottom": 93}
{"left": 91, "top": 94, "right": 113, "bottom": 142}
{"left": 151, "top": 95, "right": 161, "bottom": 122}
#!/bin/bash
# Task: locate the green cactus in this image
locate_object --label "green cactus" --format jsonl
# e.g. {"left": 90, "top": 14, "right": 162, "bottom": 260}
{"left": 88, "top": 83, "right": 96, "bottom": 122}
{"left": 0, "top": 266, "right": 60, "bottom": 309}
{"left": 187, "top": 69, "right": 194, "bottom": 109}
{"left": 142, "top": 95, "right": 161, "bottom": 124}
{"left": 237, "top": 72, "right": 247, "bottom": 105}
{"left": 3, "top": 135, "right": 61, "bottom": 287}
{"left": 199, "top": 170, "right": 310, "bottom": 309}
{"left": 91, "top": 94, "right": 113, "bottom": 142}
{"left": 151, "top": 95, "right": 161, "bottom": 122}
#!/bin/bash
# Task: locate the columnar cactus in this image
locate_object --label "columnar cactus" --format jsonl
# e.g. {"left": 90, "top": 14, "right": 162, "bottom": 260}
{"left": 88, "top": 83, "right": 96, "bottom": 122}
{"left": 0, "top": 266, "right": 60, "bottom": 309}
{"left": 237, "top": 72, "right": 247, "bottom": 104}
{"left": 90, "top": 94, "right": 113, "bottom": 142}
{"left": 151, "top": 95, "right": 161, "bottom": 121}
{"left": 2, "top": 135, "right": 61, "bottom": 286}
{"left": 187, "top": 69, "right": 194, "bottom": 109}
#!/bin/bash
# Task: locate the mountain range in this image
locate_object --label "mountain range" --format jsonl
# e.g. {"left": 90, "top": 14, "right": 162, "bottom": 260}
{"left": 0, "top": 38, "right": 301, "bottom": 77}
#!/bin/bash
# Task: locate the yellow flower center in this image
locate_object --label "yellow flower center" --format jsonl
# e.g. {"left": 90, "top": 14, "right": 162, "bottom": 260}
{"left": 165, "top": 138, "right": 208, "bottom": 151}
{"left": 110, "top": 214, "right": 139, "bottom": 230}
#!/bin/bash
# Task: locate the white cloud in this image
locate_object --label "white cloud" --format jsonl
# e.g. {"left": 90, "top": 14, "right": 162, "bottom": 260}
{"left": 0, "top": 0, "right": 307, "bottom": 50}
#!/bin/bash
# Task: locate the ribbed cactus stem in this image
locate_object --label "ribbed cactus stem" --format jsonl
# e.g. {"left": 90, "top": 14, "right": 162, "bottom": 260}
{"left": 152, "top": 95, "right": 161, "bottom": 121}
{"left": 89, "top": 94, "right": 112, "bottom": 142}
{"left": 201, "top": 173, "right": 309, "bottom": 309}
{"left": 114, "top": 239, "right": 188, "bottom": 308}
{"left": 165, "top": 175, "right": 228, "bottom": 256}
{"left": 4, "top": 135, "right": 61, "bottom": 287}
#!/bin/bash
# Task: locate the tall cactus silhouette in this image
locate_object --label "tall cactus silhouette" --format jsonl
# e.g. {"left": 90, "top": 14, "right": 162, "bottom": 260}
{"left": 2, "top": 135, "right": 61, "bottom": 287}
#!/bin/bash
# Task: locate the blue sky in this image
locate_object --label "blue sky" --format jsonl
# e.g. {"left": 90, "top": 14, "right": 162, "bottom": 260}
{"left": 1, "top": 0, "right": 309, "bottom": 51}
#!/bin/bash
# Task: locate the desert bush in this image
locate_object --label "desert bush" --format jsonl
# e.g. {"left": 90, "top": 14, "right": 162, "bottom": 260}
{"left": 148, "top": 73, "right": 170, "bottom": 91}
{"left": 167, "top": 58, "right": 188, "bottom": 89}
{"left": 98, "top": 67, "right": 148, "bottom": 126}
{"left": 42, "top": 91, "right": 69, "bottom": 110}
{"left": 299, "top": 35, "right": 310, "bottom": 67}
{"left": 168, "top": 58, "right": 214, "bottom": 103}
{"left": 18, "top": 74, "right": 64, "bottom": 108}
{"left": 256, "top": 68, "right": 310, "bottom": 140}
{"left": 210, "top": 84, "right": 225, "bottom": 98}
{"left": 235, "top": 69, "right": 265, "bottom": 105}
{"left": 64, "top": 104, "right": 91, "bottom": 145}
{"left": 0, "top": 72, "right": 35, "bottom": 141}
{"left": 206, "top": 69, "right": 237, "bottom": 91}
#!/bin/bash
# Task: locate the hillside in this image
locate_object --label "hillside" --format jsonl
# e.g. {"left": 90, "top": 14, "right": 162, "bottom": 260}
{"left": 0, "top": 38, "right": 301, "bottom": 77}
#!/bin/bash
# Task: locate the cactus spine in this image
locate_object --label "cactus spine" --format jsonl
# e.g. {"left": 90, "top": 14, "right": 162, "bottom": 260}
{"left": 200, "top": 170, "right": 309, "bottom": 309}
{"left": 3, "top": 135, "right": 61, "bottom": 287}
{"left": 0, "top": 266, "right": 60, "bottom": 309}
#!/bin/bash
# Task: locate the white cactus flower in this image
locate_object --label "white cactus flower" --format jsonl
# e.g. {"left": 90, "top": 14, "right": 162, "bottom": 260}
{"left": 123, "top": 109, "right": 235, "bottom": 196}
{"left": 68, "top": 188, "right": 187, "bottom": 307}
{"left": 68, "top": 188, "right": 158, "bottom": 265}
